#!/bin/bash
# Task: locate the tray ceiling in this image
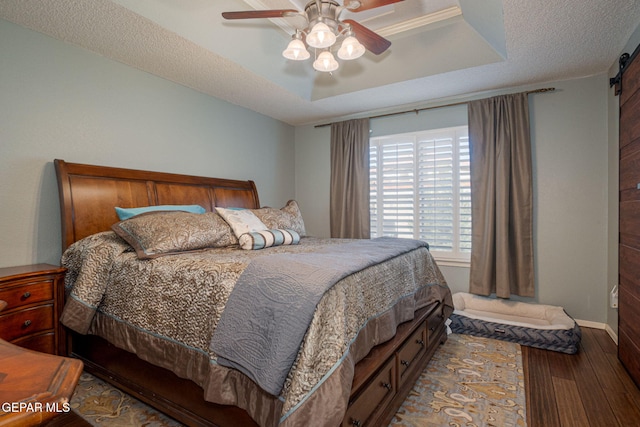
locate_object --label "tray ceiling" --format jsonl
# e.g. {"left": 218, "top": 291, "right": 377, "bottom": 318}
{"left": 0, "top": 0, "right": 639, "bottom": 125}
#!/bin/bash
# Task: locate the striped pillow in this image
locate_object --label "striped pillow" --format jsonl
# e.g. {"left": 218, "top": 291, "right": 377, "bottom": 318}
{"left": 239, "top": 229, "right": 300, "bottom": 250}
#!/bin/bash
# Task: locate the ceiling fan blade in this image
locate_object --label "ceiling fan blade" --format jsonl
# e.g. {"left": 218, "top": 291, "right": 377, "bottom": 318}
{"left": 342, "top": 19, "right": 391, "bottom": 55}
{"left": 222, "top": 10, "right": 299, "bottom": 20}
{"left": 347, "top": 0, "right": 403, "bottom": 13}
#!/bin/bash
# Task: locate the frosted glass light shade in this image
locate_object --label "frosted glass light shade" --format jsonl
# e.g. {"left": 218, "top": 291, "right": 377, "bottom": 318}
{"left": 313, "top": 51, "right": 339, "bottom": 72}
{"left": 283, "top": 38, "right": 310, "bottom": 60}
{"left": 307, "top": 22, "right": 336, "bottom": 48}
{"left": 337, "top": 36, "right": 365, "bottom": 60}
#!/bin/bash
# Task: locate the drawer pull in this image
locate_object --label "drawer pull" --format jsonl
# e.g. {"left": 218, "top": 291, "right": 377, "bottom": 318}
{"left": 416, "top": 339, "right": 425, "bottom": 346}
{"left": 23, "top": 319, "right": 32, "bottom": 328}
{"left": 401, "top": 359, "right": 410, "bottom": 367}
{"left": 381, "top": 382, "right": 392, "bottom": 391}
{"left": 351, "top": 419, "right": 362, "bottom": 427}
{"left": 22, "top": 291, "right": 31, "bottom": 300}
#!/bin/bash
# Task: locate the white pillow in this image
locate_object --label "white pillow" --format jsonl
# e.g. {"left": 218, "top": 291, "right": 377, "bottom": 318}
{"left": 215, "top": 207, "right": 268, "bottom": 238}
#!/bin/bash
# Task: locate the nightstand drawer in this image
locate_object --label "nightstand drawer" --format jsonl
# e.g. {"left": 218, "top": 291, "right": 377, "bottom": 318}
{"left": 0, "top": 304, "right": 54, "bottom": 341}
{"left": 12, "top": 331, "right": 56, "bottom": 354}
{"left": 0, "top": 280, "right": 54, "bottom": 310}
{"left": 0, "top": 264, "right": 65, "bottom": 355}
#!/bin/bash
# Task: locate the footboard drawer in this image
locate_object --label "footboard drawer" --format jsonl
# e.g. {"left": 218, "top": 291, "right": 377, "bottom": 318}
{"left": 344, "top": 302, "right": 447, "bottom": 427}
{"left": 426, "top": 304, "right": 446, "bottom": 346}
{"left": 396, "top": 322, "right": 426, "bottom": 382}
{"left": 343, "top": 357, "right": 396, "bottom": 427}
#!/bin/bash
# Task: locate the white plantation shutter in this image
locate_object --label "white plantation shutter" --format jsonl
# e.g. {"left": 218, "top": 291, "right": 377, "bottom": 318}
{"left": 381, "top": 139, "right": 414, "bottom": 238}
{"left": 370, "top": 126, "right": 470, "bottom": 263}
{"left": 458, "top": 135, "right": 472, "bottom": 253}
{"left": 369, "top": 143, "right": 378, "bottom": 234}
{"left": 418, "top": 134, "right": 454, "bottom": 251}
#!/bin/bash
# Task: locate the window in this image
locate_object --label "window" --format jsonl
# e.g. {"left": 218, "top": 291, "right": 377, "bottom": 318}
{"left": 369, "top": 126, "right": 471, "bottom": 264}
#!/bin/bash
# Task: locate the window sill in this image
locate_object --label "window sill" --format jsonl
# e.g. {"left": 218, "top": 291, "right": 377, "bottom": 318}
{"left": 431, "top": 258, "right": 470, "bottom": 268}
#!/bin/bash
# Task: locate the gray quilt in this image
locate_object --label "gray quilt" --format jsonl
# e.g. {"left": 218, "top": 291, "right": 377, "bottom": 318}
{"left": 210, "top": 237, "right": 429, "bottom": 395}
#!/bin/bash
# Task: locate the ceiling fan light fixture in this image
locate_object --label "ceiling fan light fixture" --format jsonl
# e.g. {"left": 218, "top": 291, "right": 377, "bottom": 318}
{"left": 283, "top": 38, "right": 310, "bottom": 60}
{"left": 222, "top": 0, "right": 395, "bottom": 75}
{"left": 307, "top": 21, "right": 337, "bottom": 48}
{"left": 337, "top": 36, "right": 365, "bottom": 60}
{"left": 313, "top": 51, "right": 339, "bottom": 72}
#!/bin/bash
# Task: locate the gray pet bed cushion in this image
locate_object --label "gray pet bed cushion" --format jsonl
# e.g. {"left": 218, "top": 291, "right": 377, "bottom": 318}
{"left": 449, "top": 292, "right": 581, "bottom": 354}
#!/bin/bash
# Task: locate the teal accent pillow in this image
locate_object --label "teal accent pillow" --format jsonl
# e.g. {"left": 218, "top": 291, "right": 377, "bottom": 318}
{"left": 115, "top": 204, "right": 206, "bottom": 220}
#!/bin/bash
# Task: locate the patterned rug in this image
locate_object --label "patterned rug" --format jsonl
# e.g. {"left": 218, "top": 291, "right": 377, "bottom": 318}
{"left": 390, "top": 333, "right": 526, "bottom": 427}
{"left": 69, "top": 333, "right": 526, "bottom": 426}
{"left": 69, "top": 373, "right": 182, "bottom": 427}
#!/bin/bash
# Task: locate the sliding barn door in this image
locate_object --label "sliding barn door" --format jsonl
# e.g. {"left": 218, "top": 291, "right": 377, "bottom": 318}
{"left": 619, "top": 44, "right": 640, "bottom": 387}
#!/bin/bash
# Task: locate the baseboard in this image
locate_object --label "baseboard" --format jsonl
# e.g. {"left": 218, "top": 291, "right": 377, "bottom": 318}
{"left": 575, "top": 319, "right": 605, "bottom": 329}
{"left": 605, "top": 324, "right": 619, "bottom": 345}
{"left": 574, "top": 319, "right": 619, "bottom": 345}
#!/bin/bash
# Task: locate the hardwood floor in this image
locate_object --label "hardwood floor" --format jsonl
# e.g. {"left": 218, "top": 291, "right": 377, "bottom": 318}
{"left": 523, "top": 327, "right": 640, "bottom": 427}
{"left": 43, "top": 410, "right": 92, "bottom": 426}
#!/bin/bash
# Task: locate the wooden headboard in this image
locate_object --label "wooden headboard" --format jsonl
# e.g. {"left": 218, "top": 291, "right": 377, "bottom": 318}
{"left": 54, "top": 159, "right": 260, "bottom": 250}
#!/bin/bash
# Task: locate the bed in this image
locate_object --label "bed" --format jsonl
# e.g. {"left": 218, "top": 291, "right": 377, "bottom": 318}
{"left": 53, "top": 159, "right": 453, "bottom": 427}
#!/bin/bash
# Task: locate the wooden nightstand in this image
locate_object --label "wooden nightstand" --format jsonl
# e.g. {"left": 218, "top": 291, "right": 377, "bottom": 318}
{"left": 0, "top": 264, "right": 66, "bottom": 356}
{"left": 0, "top": 337, "right": 83, "bottom": 426}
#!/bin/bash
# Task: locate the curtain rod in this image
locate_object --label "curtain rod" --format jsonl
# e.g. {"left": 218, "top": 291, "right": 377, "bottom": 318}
{"left": 314, "top": 87, "right": 556, "bottom": 128}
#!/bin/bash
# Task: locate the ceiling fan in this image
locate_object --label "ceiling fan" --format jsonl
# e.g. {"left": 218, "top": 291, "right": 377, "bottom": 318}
{"left": 221, "top": 0, "right": 402, "bottom": 72}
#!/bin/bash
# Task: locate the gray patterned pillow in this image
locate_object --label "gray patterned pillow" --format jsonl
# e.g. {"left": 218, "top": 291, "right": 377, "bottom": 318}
{"left": 112, "top": 211, "right": 237, "bottom": 259}
{"left": 252, "top": 200, "right": 306, "bottom": 236}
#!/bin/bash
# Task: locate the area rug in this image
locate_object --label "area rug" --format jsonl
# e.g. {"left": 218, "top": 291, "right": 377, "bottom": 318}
{"left": 69, "top": 333, "right": 526, "bottom": 426}
{"left": 69, "top": 373, "right": 182, "bottom": 427}
{"left": 390, "top": 333, "right": 526, "bottom": 427}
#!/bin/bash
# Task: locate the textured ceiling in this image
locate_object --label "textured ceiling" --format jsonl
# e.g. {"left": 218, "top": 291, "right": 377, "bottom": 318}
{"left": 1, "top": 0, "right": 639, "bottom": 126}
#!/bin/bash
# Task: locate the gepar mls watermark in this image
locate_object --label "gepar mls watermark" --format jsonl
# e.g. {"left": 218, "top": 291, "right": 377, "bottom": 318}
{"left": 2, "top": 401, "right": 71, "bottom": 413}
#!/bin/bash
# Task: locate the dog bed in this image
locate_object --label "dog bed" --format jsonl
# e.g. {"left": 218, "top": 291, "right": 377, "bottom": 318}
{"left": 449, "top": 292, "right": 581, "bottom": 354}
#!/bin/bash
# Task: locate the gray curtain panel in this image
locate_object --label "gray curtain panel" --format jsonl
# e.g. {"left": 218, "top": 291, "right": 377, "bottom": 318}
{"left": 330, "top": 118, "right": 371, "bottom": 239}
{"left": 468, "top": 93, "right": 534, "bottom": 298}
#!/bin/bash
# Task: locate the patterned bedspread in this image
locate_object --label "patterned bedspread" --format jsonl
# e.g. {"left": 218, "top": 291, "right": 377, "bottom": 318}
{"left": 61, "top": 232, "right": 452, "bottom": 426}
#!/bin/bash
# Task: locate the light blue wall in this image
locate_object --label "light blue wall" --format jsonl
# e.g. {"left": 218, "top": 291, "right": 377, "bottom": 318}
{"left": 370, "top": 104, "right": 469, "bottom": 137}
{"left": 0, "top": 18, "right": 295, "bottom": 268}
{"left": 295, "top": 76, "right": 610, "bottom": 325}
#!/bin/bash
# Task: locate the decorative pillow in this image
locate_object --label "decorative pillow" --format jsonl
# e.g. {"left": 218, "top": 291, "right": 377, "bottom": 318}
{"left": 239, "top": 229, "right": 300, "bottom": 250}
{"left": 252, "top": 200, "right": 306, "bottom": 236}
{"left": 112, "top": 211, "right": 237, "bottom": 259}
{"left": 215, "top": 207, "right": 268, "bottom": 238}
{"left": 115, "top": 204, "right": 206, "bottom": 220}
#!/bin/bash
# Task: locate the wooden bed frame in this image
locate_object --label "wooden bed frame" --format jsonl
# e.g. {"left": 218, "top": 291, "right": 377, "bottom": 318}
{"left": 54, "top": 159, "right": 447, "bottom": 427}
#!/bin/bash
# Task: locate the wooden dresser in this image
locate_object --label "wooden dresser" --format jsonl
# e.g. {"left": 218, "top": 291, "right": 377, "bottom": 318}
{"left": 0, "top": 337, "right": 83, "bottom": 426}
{"left": 0, "top": 264, "right": 66, "bottom": 356}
